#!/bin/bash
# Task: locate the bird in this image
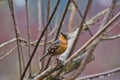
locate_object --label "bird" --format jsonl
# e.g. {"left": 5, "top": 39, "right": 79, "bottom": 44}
{"left": 39, "top": 32, "right": 68, "bottom": 61}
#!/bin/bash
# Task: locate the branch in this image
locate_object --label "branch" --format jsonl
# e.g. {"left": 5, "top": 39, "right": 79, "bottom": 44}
{"left": 72, "top": 0, "right": 93, "bottom": 37}
{"left": 99, "top": 0, "right": 116, "bottom": 29}
{"left": 20, "top": 0, "right": 60, "bottom": 79}
{"left": 60, "top": 53, "right": 95, "bottom": 79}
{"left": 104, "top": 19, "right": 120, "bottom": 34}
{"left": 66, "top": 44, "right": 96, "bottom": 80}
{"left": 79, "top": 67, "right": 120, "bottom": 80}
{"left": 0, "top": 38, "right": 16, "bottom": 48}
{"left": 68, "top": 0, "right": 76, "bottom": 31}
{"left": 102, "top": 34, "right": 120, "bottom": 40}
{"left": 67, "top": 1, "right": 117, "bottom": 79}
{"left": 0, "top": 38, "right": 53, "bottom": 62}
{"left": 25, "top": 0, "right": 32, "bottom": 77}
{"left": 8, "top": 0, "right": 22, "bottom": 77}
{"left": 0, "top": 46, "right": 17, "bottom": 61}
{"left": 32, "top": 10, "right": 120, "bottom": 80}
{"left": 41, "top": 0, "right": 51, "bottom": 71}
{"left": 37, "top": 0, "right": 42, "bottom": 36}
{"left": 65, "top": 11, "right": 120, "bottom": 65}
{"left": 55, "top": 0, "right": 71, "bottom": 40}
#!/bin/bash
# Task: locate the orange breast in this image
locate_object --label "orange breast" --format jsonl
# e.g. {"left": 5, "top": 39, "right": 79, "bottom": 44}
{"left": 54, "top": 43, "right": 67, "bottom": 55}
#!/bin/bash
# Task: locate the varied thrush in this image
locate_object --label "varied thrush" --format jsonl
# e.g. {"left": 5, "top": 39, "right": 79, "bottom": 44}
{"left": 39, "top": 32, "right": 68, "bottom": 61}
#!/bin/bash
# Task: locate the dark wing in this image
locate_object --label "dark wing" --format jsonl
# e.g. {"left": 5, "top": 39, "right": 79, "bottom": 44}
{"left": 47, "top": 40, "right": 60, "bottom": 55}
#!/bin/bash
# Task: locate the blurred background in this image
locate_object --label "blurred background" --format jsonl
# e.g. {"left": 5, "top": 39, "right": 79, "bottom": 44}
{"left": 0, "top": 0, "right": 120, "bottom": 80}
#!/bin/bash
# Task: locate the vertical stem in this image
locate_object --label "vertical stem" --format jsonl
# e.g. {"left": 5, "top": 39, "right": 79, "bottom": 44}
{"left": 25, "top": 0, "right": 32, "bottom": 77}
{"left": 20, "top": 0, "right": 60, "bottom": 79}
{"left": 38, "top": 0, "right": 42, "bottom": 36}
{"left": 72, "top": 0, "right": 93, "bottom": 37}
{"left": 69, "top": 1, "right": 117, "bottom": 79}
{"left": 68, "top": 0, "right": 76, "bottom": 32}
{"left": 41, "top": 0, "right": 46, "bottom": 71}
{"left": 42, "top": 0, "right": 50, "bottom": 71}
{"left": 55, "top": 0, "right": 71, "bottom": 40}
{"left": 68, "top": 0, "right": 93, "bottom": 57}
{"left": 37, "top": 0, "right": 43, "bottom": 72}
{"left": 99, "top": 0, "right": 116, "bottom": 29}
{"left": 8, "top": 0, "right": 22, "bottom": 78}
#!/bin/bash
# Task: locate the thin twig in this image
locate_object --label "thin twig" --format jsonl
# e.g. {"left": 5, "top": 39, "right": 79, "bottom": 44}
{"left": 0, "top": 46, "right": 17, "bottom": 61}
{"left": 65, "top": 11, "right": 120, "bottom": 65}
{"left": 66, "top": 1, "right": 96, "bottom": 78}
{"left": 68, "top": 0, "right": 93, "bottom": 58}
{"left": 42, "top": 0, "right": 51, "bottom": 71}
{"left": 54, "top": 0, "right": 71, "bottom": 40}
{"left": 37, "top": 0, "right": 44, "bottom": 72}
{"left": 79, "top": 67, "right": 120, "bottom": 80}
{"left": 0, "top": 38, "right": 52, "bottom": 64}
{"left": 0, "top": 38, "right": 16, "bottom": 48}
{"left": 86, "top": 2, "right": 120, "bottom": 26}
{"left": 33, "top": 4, "right": 120, "bottom": 80}
{"left": 67, "top": 44, "right": 96, "bottom": 80}
{"left": 35, "top": 2, "right": 120, "bottom": 42}
{"left": 38, "top": 0, "right": 42, "bottom": 37}
{"left": 105, "top": 20, "right": 120, "bottom": 34}
{"left": 52, "top": 53, "right": 95, "bottom": 80}
{"left": 0, "top": 38, "right": 51, "bottom": 50}
{"left": 102, "top": 34, "right": 120, "bottom": 40}
{"left": 33, "top": 63, "right": 62, "bottom": 80}
{"left": 41, "top": 30, "right": 48, "bottom": 72}
{"left": 71, "top": 0, "right": 82, "bottom": 18}
{"left": 47, "top": 0, "right": 50, "bottom": 20}
{"left": 20, "top": 0, "right": 60, "bottom": 79}
{"left": 0, "top": 39, "right": 53, "bottom": 62}
{"left": 72, "top": 0, "right": 93, "bottom": 37}
{"left": 99, "top": 0, "right": 116, "bottom": 29}
{"left": 33, "top": 0, "right": 94, "bottom": 77}
{"left": 44, "top": 56, "right": 52, "bottom": 70}
{"left": 8, "top": 0, "right": 22, "bottom": 77}
{"left": 25, "top": 0, "right": 32, "bottom": 77}
{"left": 66, "top": 1, "right": 117, "bottom": 79}
{"left": 68, "top": 0, "right": 76, "bottom": 31}
{"left": 32, "top": 11, "right": 120, "bottom": 78}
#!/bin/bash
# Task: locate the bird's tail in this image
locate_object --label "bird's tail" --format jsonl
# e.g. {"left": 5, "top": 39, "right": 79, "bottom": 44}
{"left": 39, "top": 53, "right": 49, "bottom": 61}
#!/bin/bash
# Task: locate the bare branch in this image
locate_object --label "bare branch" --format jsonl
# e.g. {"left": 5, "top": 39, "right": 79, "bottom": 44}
{"left": 105, "top": 20, "right": 120, "bottom": 34}
{"left": 68, "top": 0, "right": 76, "bottom": 31}
{"left": 38, "top": 0, "right": 42, "bottom": 36}
{"left": 41, "top": 0, "right": 51, "bottom": 71}
{"left": 55, "top": 0, "right": 71, "bottom": 40}
{"left": 8, "top": 0, "right": 22, "bottom": 77}
{"left": 66, "top": 44, "right": 96, "bottom": 80}
{"left": 20, "top": 0, "right": 60, "bottom": 79}
{"left": 99, "top": 0, "right": 116, "bottom": 29}
{"left": 87, "top": 2, "right": 120, "bottom": 26}
{"left": 67, "top": 0, "right": 93, "bottom": 60}
{"left": 25, "top": 0, "right": 32, "bottom": 77}
{"left": 72, "top": 0, "right": 93, "bottom": 37}
{"left": 32, "top": 9, "right": 120, "bottom": 80}
{"left": 0, "top": 38, "right": 16, "bottom": 48}
{"left": 65, "top": 11, "right": 120, "bottom": 65}
{"left": 79, "top": 67, "right": 120, "bottom": 80}
{"left": 0, "top": 46, "right": 17, "bottom": 61}
{"left": 66, "top": 1, "right": 117, "bottom": 79}
{"left": 103, "top": 34, "right": 120, "bottom": 40}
